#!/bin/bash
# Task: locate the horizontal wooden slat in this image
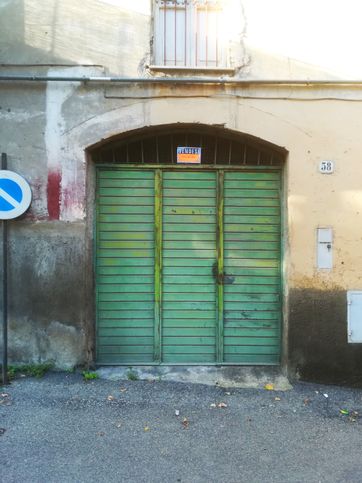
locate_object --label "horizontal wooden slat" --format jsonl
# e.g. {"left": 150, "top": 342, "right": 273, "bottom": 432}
{"left": 98, "top": 249, "right": 154, "bottom": 258}
{"left": 99, "top": 231, "right": 154, "bottom": 241}
{"left": 223, "top": 354, "right": 279, "bottom": 364}
{"left": 98, "top": 179, "right": 154, "bottom": 188}
{"left": 99, "top": 205, "right": 154, "bottom": 215}
{"left": 163, "top": 309, "right": 215, "bottom": 319}
{"left": 163, "top": 266, "right": 213, "bottom": 276}
{"left": 163, "top": 249, "right": 216, "bottom": 258}
{"left": 224, "top": 232, "right": 279, "bottom": 242}
{"left": 224, "top": 293, "right": 279, "bottom": 303}
{"left": 163, "top": 172, "right": 216, "bottom": 180}
{"left": 224, "top": 284, "right": 279, "bottom": 294}
{"left": 224, "top": 310, "right": 280, "bottom": 320}
{"left": 162, "top": 321, "right": 216, "bottom": 330}
{"left": 225, "top": 337, "right": 279, "bottom": 347}
{"left": 224, "top": 223, "right": 280, "bottom": 233}
{"left": 163, "top": 180, "right": 216, "bottom": 189}
{"left": 97, "top": 319, "right": 154, "bottom": 328}
{"left": 164, "top": 197, "right": 215, "bottom": 207}
{"left": 162, "top": 345, "right": 215, "bottom": 354}
{"left": 98, "top": 222, "right": 154, "bottom": 232}
{"left": 164, "top": 206, "right": 215, "bottom": 215}
{"left": 224, "top": 189, "right": 279, "bottom": 198}
{"left": 99, "top": 170, "right": 154, "bottom": 179}
{"left": 97, "top": 333, "right": 153, "bottom": 344}
{"left": 97, "top": 354, "right": 154, "bottom": 363}
{"left": 162, "top": 276, "right": 214, "bottom": 284}
{"left": 223, "top": 319, "right": 279, "bottom": 329}
{"left": 224, "top": 328, "right": 279, "bottom": 337}
{"left": 162, "top": 336, "right": 215, "bottom": 345}
{"left": 163, "top": 292, "right": 215, "bottom": 302}
{"left": 163, "top": 188, "right": 216, "bottom": 198}
{"left": 224, "top": 198, "right": 280, "bottom": 207}
{"left": 99, "top": 188, "right": 154, "bottom": 197}
{"left": 98, "top": 258, "right": 154, "bottom": 267}
{"left": 224, "top": 180, "right": 280, "bottom": 189}
{"left": 164, "top": 231, "right": 216, "bottom": 241}
{"left": 99, "top": 196, "right": 155, "bottom": 206}
{"left": 162, "top": 354, "right": 216, "bottom": 363}
{"left": 98, "top": 293, "right": 154, "bottom": 302}
{"left": 163, "top": 258, "right": 215, "bottom": 267}
{"left": 98, "top": 329, "right": 153, "bottom": 339}
{"left": 164, "top": 214, "right": 216, "bottom": 224}
{"left": 163, "top": 223, "right": 215, "bottom": 233}
{"left": 224, "top": 172, "right": 280, "bottom": 181}
{"left": 224, "top": 345, "right": 279, "bottom": 354}
{"left": 224, "top": 206, "right": 280, "bottom": 216}
{"left": 163, "top": 301, "right": 216, "bottom": 311}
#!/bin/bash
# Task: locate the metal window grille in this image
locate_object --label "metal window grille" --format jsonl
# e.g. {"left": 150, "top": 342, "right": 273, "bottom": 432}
{"left": 155, "top": 0, "right": 224, "bottom": 67}
{"left": 93, "top": 127, "right": 285, "bottom": 167}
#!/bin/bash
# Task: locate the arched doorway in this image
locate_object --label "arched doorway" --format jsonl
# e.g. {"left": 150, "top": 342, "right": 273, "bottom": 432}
{"left": 90, "top": 125, "right": 285, "bottom": 365}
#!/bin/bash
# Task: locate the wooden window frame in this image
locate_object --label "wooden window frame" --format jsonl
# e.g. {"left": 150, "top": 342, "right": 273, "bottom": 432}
{"left": 152, "top": 0, "right": 230, "bottom": 70}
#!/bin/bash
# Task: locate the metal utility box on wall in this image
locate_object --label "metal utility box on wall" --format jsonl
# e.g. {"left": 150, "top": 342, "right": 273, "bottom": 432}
{"left": 317, "top": 228, "right": 333, "bottom": 269}
{"left": 347, "top": 291, "right": 362, "bottom": 343}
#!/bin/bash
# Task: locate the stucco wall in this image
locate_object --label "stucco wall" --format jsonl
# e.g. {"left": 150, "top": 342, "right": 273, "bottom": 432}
{"left": 1, "top": 0, "right": 362, "bottom": 383}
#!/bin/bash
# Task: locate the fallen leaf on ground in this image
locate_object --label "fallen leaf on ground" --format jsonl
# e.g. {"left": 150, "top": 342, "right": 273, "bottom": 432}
{"left": 144, "top": 426, "right": 150, "bottom": 432}
{"left": 217, "top": 402, "right": 228, "bottom": 408}
{"left": 264, "top": 383, "right": 274, "bottom": 391}
{"left": 339, "top": 409, "right": 349, "bottom": 415}
{"left": 182, "top": 418, "right": 189, "bottom": 429}
{"left": 303, "top": 398, "right": 310, "bottom": 405}
{"left": 349, "top": 411, "right": 359, "bottom": 422}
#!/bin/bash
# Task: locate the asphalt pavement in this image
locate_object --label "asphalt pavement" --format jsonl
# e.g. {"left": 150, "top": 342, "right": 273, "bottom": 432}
{"left": 1, "top": 372, "right": 362, "bottom": 483}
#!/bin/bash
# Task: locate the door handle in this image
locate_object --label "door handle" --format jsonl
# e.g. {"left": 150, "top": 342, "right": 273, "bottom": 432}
{"left": 212, "top": 262, "right": 235, "bottom": 285}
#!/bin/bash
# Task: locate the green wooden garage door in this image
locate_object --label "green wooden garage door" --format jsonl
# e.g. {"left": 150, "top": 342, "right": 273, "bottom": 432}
{"left": 96, "top": 168, "right": 281, "bottom": 364}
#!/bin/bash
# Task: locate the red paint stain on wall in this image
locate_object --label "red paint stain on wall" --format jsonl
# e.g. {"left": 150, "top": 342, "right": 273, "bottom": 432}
{"left": 47, "top": 171, "right": 61, "bottom": 220}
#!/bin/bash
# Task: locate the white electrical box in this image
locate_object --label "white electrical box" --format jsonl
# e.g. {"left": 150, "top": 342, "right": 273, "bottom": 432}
{"left": 317, "top": 228, "right": 333, "bottom": 269}
{"left": 347, "top": 291, "right": 362, "bottom": 343}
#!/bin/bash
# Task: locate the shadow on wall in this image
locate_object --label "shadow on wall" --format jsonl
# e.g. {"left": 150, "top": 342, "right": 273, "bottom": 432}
{"left": 0, "top": 0, "right": 151, "bottom": 75}
{"left": 0, "top": 0, "right": 347, "bottom": 79}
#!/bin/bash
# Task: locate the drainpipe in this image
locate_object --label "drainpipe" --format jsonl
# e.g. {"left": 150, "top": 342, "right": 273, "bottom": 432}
{"left": 0, "top": 75, "right": 362, "bottom": 85}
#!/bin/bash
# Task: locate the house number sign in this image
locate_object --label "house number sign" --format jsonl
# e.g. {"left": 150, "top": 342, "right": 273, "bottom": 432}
{"left": 319, "top": 160, "right": 334, "bottom": 174}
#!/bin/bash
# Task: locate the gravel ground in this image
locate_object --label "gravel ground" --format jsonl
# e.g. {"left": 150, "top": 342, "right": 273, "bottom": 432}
{"left": 1, "top": 373, "right": 362, "bottom": 483}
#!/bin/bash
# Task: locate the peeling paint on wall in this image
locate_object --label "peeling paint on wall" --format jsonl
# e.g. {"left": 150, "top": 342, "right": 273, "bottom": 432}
{"left": 44, "top": 67, "right": 84, "bottom": 221}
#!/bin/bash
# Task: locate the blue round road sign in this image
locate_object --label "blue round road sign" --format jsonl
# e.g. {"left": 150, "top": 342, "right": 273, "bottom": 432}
{"left": 0, "top": 170, "right": 32, "bottom": 220}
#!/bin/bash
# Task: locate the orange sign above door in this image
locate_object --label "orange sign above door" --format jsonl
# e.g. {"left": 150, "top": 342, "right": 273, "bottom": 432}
{"left": 177, "top": 147, "right": 202, "bottom": 164}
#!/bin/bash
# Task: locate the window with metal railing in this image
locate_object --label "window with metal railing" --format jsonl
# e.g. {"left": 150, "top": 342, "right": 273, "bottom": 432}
{"left": 153, "top": 0, "right": 226, "bottom": 68}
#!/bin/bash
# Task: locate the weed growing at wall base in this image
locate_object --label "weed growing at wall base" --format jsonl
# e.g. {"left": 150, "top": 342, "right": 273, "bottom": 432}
{"left": 127, "top": 369, "right": 139, "bottom": 381}
{"left": 82, "top": 371, "right": 99, "bottom": 381}
{"left": 1, "top": 362, "right": 54, "bottom": 383}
